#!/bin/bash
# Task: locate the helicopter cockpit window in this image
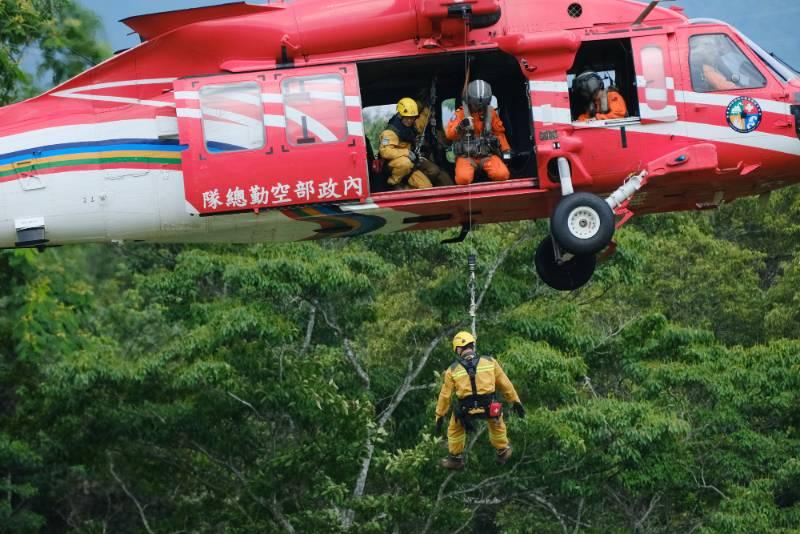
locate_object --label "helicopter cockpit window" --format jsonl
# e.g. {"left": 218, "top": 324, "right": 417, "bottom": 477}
{"left": 281, "top": 74, "right": 348, "bottom": 146}
{"left": 199, "top": 82, "right": 265, "bottom": 153}
{"left": 690, "top": 34, "right": 767, "bottom": 93}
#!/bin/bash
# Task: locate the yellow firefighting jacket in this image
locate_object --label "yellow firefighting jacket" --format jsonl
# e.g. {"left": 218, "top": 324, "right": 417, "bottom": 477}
{"left": 378, "top": 106, "right": 431, "bottom": 161}
{"left": 435, "top": 355, "right": 521, "bottom": 419}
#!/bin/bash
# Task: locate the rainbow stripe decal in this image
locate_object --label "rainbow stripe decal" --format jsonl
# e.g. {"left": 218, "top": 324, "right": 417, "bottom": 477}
{"left": 284, "top": 204, "right": 386, "bottom": 238}
{"left": 0, "top": 139, "right": 186, "bottom": 181}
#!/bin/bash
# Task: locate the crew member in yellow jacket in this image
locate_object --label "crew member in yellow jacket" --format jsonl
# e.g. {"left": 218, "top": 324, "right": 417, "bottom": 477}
{"left": 378, "top": 97, "right": 452, "bottom": 189}
{"left": 435, "top": 331, "right": 525, "bottom": 470}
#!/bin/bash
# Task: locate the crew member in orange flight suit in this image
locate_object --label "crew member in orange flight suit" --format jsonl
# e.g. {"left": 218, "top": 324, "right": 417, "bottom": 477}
{"left": 445, "top": 80, "right": 512, "bottom": 186}
{"left": 435, "top": 331, "right": 525, "bottom": 470}
{"left": 574, "top": 71, "right": 628, "bottom": 121}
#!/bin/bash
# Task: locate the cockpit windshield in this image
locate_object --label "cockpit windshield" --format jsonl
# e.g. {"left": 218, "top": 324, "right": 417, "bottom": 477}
{"left": 689, "top": 19, "right": 799, "bottom": 83}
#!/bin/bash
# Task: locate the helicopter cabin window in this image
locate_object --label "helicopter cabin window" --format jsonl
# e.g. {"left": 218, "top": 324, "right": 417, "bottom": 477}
{"left": 689, "top": 34, "right": 767, "bottom": 93}
{"left": 199, "top": 82, "right": 265, "bottom": 153}
{"left": 281, "top": 74, "right": 348, "bottom": 146}
{"left": 567, "top": 38, "right": 639, "bottom": 124}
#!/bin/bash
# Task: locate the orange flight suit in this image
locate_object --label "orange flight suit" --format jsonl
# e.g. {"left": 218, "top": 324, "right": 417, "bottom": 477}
{"left": 703, "top": 64, "right": 738, "bottom": 91}
{"left": 445, "top": 107, "right": 511, "bottom": 185}
{"left": 577, "top": 89, "right": 628, "bottom": 121}
{"left": 435, "top": 355, "right": 521, "bottom": 456}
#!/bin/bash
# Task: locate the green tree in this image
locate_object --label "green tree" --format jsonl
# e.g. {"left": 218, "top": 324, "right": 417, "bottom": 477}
{"left": 0, "top": 0, "right": 109, "bottom": 104}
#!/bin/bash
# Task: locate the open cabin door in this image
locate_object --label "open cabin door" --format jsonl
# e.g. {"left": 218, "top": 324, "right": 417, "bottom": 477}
{"left": 632, "top": 34, "right": 679, "bottom": 123}
{"left": 175, "top": 64, "right": 368, "bottom": 215}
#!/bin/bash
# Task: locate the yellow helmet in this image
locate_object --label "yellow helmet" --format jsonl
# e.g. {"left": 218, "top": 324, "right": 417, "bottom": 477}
{"left": 397, "top": 97, "right": 419, "bottom": 117}
{"left": 452, "top": 331, "right": 476, "bottom": 352}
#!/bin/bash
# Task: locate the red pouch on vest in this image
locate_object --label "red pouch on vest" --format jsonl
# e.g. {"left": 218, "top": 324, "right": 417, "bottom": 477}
{"left": 489, "top": 401, "right": 502, "bottom": 418}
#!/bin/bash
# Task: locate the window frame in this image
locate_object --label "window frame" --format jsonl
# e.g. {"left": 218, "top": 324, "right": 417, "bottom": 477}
{"left": 198, "top": 81, "right": 266, "bottom": 154}
{"left": 281, "top": 73, "right": 348, "bottom": 147}
{"left": 689, "top": 33, "right": 768, "bottom": 93}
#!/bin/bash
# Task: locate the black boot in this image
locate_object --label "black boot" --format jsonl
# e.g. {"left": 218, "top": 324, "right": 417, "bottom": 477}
{"left": 495, "top": 446, "right": 513, "bottom": 465}
{"left": 440, "top": 454, "right": 465, "bottom": 470}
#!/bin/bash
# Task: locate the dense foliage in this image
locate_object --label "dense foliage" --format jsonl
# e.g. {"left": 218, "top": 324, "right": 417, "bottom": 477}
{"left": 1, "top": 3, "right": 799, "bottom": 532}
{"left": 0, "top": 0, "right": 108, "bottom": 105}
{"left": 1, "top": 205, "right": 799, "bottom": 532}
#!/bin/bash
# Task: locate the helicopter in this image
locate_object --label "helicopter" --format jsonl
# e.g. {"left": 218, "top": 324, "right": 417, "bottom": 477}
{"left": 0, "top": 0, "right": 798, "bottom": 290}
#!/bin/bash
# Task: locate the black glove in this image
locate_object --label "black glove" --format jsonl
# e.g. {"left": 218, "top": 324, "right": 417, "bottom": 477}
{"left": 458, "top": 117, "right": 472, "bottom": 131}
{"left": 407, "top": 151, "right": 417, "bottom": 163}
{"left": 512, "top": 402, "right": 526, "bottom": 419}
{"left": 435, "top": 416, "right": 444, "bottom": 434}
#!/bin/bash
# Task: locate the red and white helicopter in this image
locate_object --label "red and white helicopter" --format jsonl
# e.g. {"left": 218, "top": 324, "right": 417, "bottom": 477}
{"left": 0, "top": 0, "right": 798, "bottom": 290}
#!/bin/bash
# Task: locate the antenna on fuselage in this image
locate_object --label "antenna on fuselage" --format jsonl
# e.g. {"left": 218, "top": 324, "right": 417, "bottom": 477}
{"left": 632, "top": 0, "right": 675, "bottom": 27}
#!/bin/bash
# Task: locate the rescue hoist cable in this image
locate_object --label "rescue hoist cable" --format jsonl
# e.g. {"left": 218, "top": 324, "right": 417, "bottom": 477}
{"left": 468, "top": 253, "right": 477, "bottom": 338}
{"left": 460, "top": 10, "right": 479, "bottom": 343}
{"left": 460, "top": 11, "right": 479, "bottom": 342}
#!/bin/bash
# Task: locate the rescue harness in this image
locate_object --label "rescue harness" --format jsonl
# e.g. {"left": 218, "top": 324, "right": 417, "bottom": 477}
{"left": 454, "top": 354, "right": 502, "bottom": 432}
{"left": 453, "top": 106, "right": 501, "bottom": 159}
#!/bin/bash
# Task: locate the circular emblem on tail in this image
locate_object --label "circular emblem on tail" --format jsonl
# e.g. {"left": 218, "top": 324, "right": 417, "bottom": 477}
{"left": 726, "top": 96, "right": 762, "bottom": 133}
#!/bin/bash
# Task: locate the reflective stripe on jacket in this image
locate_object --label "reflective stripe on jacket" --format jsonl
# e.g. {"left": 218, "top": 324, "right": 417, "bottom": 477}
{"left": 435, "top": 356, "right": 521, "bottom": 419}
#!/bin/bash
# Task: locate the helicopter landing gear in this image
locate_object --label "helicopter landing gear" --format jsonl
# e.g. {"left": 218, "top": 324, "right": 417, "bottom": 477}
{"left": 534, "top": 236, "right": 596, "bottom": 291}
{"left": 550, "top": 192, "right": 615, "bottom": 256}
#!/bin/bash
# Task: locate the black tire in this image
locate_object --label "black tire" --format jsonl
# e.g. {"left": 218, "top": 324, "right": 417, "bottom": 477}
{"left": 550, "top": 192, "right": 615, "bottom": 256}
{"left": 534, "top": 236, "right": 596, "bottom": 291}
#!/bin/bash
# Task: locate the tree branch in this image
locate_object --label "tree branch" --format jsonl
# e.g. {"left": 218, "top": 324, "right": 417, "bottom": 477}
{"left": 377, "top": 327, "right": 453, "bottom": 428}
{"left": 634, "top": 493, "right": 661, "bottom": 532}
{"left": 191, "top": 442, "right": 296, "bottom": 534}
{"left": 300, "top": 305, "right": 316, "bottom": 356}
{"left": 107, "top": 453, "right": 155, "bottom": 534}
{"left": 312, "top": 301, "right": 370, "bottom": 389}
{"left": 475, "top": 233, "right": 532, "bottom": 313}
{"left": 524, "top": 491, "right": 569, "bottom": 534}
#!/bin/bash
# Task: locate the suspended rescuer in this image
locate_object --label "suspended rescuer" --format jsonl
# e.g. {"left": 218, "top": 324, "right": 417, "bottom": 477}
{"left": 435, "top": 331, "right": 526, "bottom": 470}
{"left": 574, "top": 71, "right": 628, "bottom": 121}
{"left": 378, "top": 97, "right": 453, "bottom": 190}
{"left": 445, "top": 80, "right": 512, "bottom": 186}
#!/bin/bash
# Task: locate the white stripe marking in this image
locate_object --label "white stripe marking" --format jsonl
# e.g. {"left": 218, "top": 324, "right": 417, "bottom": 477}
{"left": 626, "top": 121, "right": 800, "bottom": 156}
{"left": 261, "top": 93, "right": 283, "bottom": 104}
{"left": 54, "top": 78, "right": 177, "bottom": 93}
{"left": 52, "top": 78, "right": 178, "bottom": 108}
{"left": 645, "top": 88, "right": 669, "bottom": 102}
{"left": 529, "top": 80, "right": 570, "bottom": 93}
{"left": 176, "top": 108, "right": 202, "bottom": 119}
{"left": 174, "top": 91, "right": 199, "bottom": 101}
{"left": 345, "top": 95, "right": 362, "bottom": 107}
{"left": 527, "top": 106, "right": 800, "bottom": 155}
{"left": 675, "top": 90, "right": 791, "bottom": 115}
{"left": 264, "top": 115, "right": 287, "bottom": 128}
{"left": 347, "top": 121, "right": 364, "bottom": 136}
{"left": 640, "top": 104, "right": 678, "bottom": 121}
{"left": 0, "top": 120, "right": 166, "bottom": 154}
{"left": 284, "top": 106, "right": 337, "bottom": 142}
{"left": 531, "top": 105, "right": 572, "bottom": 125}
{"left": 201, "top": 108, "right": 263, "bottom": 129}
{"left": 53, "top": 94, "right": 175, "bottom": 108}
